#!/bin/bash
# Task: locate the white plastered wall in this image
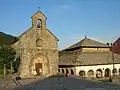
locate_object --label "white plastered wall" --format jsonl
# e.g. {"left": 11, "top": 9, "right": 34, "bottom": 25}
{"left": 75, "top": 64, "right": 120, "bottom": 77}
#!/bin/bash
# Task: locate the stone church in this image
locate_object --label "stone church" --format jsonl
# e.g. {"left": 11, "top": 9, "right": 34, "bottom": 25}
{"left": 12, "top": 10, "right": 59, "bottom": 78}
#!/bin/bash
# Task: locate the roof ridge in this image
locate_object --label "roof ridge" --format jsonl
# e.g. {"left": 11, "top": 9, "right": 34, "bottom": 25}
{"left": 18, "top": 27, "right": 32, "bottom": 38}
{"left": 64, "top": 37, "right": 109, "bottom": 50}
{"left": 31, "top": 10, "right": 47, "bottom": 19}
{"left": 46, "top": 28, "right": 59, "bottom": 41}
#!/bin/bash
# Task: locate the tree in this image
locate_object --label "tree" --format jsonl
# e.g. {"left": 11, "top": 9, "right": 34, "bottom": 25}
{"left": 0, "top": 45, "right": 16, "bottom": 75}
{"left": 13, "top": 55, "right": 20, "bottom": 73}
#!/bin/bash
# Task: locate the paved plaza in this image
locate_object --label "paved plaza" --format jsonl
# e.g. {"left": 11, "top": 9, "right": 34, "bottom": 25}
{"left": 0, "top": 76, "right": 119, "bottom": 90}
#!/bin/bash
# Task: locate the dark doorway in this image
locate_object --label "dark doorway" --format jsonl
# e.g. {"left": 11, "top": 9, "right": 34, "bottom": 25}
{"left": 66, "top": 69, "right": 69, "bottom": 74}
{"left": 35, "top": 63, "right": 42, "bottom": 76}
{"left": 58, "top": 69, "right": 60, "bottom": 73}
{"left": 96, "top": 69, "right": 103, "bottom": 78}
{"left": 62, "top": 69, "right": 64, "bottom": 73}
{"left": 119, "top": 68, "right": 120, "bottom": 76}
{"left": 112, "top": 68, "right": 117, "bottom": 76}
{"left": 71, "top": 69, "right": 74, "bottom": 75}
{"left": 105, "top": 68, "right": 111, "bottom": 77}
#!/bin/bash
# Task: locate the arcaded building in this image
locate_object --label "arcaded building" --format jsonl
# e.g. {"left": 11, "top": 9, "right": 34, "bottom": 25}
{"left": 59, "top": 37, "right": 120, "bottom": 78}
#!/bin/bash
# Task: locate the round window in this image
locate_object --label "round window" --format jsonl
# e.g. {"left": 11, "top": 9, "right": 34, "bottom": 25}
{"left": 36, "top": 38, "right": 43, "bottom": 47}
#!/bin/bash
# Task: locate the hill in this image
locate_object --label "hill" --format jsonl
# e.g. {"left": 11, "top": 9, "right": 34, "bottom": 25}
{"left": 0, "top": 31, "right": 17, "bottom": 45}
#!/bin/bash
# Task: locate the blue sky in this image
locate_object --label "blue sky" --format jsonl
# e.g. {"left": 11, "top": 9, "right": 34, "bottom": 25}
{"left": 0, "top": 0, "right": 120, "bottom": 49}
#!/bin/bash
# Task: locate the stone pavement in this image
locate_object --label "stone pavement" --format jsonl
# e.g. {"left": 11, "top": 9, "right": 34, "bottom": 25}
{"left": 0, "top": 74, "right": 37, "bottom": 90}
{"left": 12, "top": 76, "right": 120, "bottom": 90}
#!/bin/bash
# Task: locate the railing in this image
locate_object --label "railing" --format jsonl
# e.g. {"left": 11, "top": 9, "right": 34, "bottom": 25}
{"left": 12, "top": 76, "right": 22, "bottom": 86}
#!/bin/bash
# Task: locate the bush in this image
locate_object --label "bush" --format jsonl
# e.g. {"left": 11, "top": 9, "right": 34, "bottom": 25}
{"left": 0, "top": 68, "right": 4, "bottom": 75}
{"left": 0, "top": 68, "right": 11, "bottom": 75}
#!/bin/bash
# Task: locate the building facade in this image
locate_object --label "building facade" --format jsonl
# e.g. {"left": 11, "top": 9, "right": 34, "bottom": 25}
{"left": 59, "top": 37, "right": 120, "bottom": 78}
{"left": 12, "top": 10, "right": 59, "bottom": 78}
{"left": 112, "top": 37, "right": 120, "bottom": 55}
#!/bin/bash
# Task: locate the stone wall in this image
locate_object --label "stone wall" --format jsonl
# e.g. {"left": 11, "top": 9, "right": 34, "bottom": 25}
{"left": 12, "top": 11, "right": 58, "bottom": 78}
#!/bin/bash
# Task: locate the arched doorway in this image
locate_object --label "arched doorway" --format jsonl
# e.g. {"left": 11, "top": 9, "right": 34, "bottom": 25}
{"left": 79, "top": 70, "right": 85, "bottom": 76}
{"left": 87, "top": 70, "right": 94, "bottom": 77}
{"left": 30, "top": 54, "right": 49, "bottom": 76}
{"left": 71, "top": 69, "right": 74, "bottom": 75}
{"left": 62, "top": 69, "right": 64, "bottom": 73}
{"left": 58, "top": 69, "right": 60, "bottom": 73}
{"left": 35, "top": 63, "right": 42, "bottom": 75}
{"left": 119, "top": 68, "right": 120, "bottom": 76}
{"left": 112, "top": 68, "right": 117, "bottom": 76}
{"left": 96, "top": 69, "right": 103, "bottom": 78}
{"left": 105, "top": 68, "right": 111, "bottom": 77}
{"left": 66, "top": 69, "right": 69, "bottom": 74}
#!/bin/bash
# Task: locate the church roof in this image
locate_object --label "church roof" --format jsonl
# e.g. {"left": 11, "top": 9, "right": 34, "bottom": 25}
{"left": 65, "top": 37, "right": 109, "bottom": 50}
{"left": 31, "top": 10, "right": 47, "bottom": 19}
{"left": 16, "top": 10, "right": 59, "bottom": 41}
{"left": 17, "top": 27, "right": 32, "bottom": 39}
{"left": 59, "top": 50, "right": 80, "bottom": 65}
{"left": 17, "top": 27, "right": 59, "bottom": 41}
{"left": 59, "top": 52, "right": 120, "bottom": 66}
{"left": 59, "top": 37, "right": 116, "bottom": 66}
{"left": 114, "top": 37, "right": 120, "bottom": 44}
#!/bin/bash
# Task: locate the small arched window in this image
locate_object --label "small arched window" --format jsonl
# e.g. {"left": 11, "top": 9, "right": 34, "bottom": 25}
{"left": 37, "top": 19, "right": 42, "bottom": 28}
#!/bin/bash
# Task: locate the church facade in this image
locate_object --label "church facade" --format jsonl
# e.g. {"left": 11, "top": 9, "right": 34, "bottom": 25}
{"left": 12, "top": 10, "right": 59, "bottom": 78}
{"left": 59, "top": 37, "right": 120, "bottom": 78}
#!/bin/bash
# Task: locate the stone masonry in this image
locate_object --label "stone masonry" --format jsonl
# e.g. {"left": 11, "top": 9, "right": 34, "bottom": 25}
{"left": 12, "top": 10, "right": 59, "bottom": 78}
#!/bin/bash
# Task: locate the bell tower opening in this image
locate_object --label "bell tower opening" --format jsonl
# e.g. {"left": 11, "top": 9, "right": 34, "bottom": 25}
{"left": 37, "top": 19, "right": 42, "bottom": 28}
{"left": 31, "top": 10, "right": 47, "bottom": 28}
